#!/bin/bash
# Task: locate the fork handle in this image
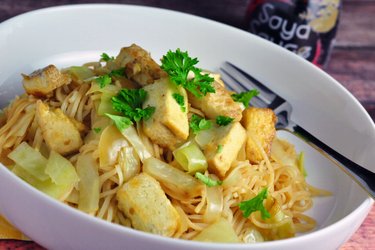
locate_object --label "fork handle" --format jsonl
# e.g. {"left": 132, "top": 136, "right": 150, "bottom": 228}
{"left": 289, "top": 125, "right": 375, "bottom": 199}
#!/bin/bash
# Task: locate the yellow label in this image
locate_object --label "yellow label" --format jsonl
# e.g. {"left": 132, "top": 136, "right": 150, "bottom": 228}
{"left": 0, "top": 215, "right": 24, "bottom": 240}
{"left": 307, "top": 0, "right": 340, "bottom": 33}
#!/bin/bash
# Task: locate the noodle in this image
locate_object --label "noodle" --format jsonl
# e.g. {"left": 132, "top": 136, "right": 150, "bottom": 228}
{"left": 0, "top": 45, "right": 328, "bottom": 243}
{"left": 0, "top": 96, "right": 36, "bottom": 156}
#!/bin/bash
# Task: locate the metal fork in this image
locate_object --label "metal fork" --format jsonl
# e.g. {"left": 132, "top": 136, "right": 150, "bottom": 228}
{"left": 220, "top": 62, "right": 375, "bottom": 199}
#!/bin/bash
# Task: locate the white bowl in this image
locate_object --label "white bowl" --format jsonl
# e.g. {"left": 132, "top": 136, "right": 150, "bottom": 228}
{"left": 0, "top": 4, "right": 374, "bottom": 250}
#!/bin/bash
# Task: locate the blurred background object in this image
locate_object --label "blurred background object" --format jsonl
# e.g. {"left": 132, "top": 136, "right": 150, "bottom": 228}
{"left": 0, "top": 0, "right": 373, "bottom": 121}
{"left": 245, "top": 0, "right": 341, "bottom": 68}
{"left": 0, "top": 1, "right": 374, "bottom": 249}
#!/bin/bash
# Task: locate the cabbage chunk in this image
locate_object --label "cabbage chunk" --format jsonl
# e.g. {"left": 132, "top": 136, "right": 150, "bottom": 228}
{"left": 8, "top": 142, "right": 49, "bottom": 181}
{"left": 76, "top": 154, "right": 100, "bottom": 213}
{"left": 193, "top": 217, "right": 240, "bottom": 243}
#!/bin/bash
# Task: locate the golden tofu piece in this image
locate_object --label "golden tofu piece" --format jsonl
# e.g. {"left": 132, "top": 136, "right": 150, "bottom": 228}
{"left": 241, "top": 107, "right": 277, "bottom": 164}
{"left": 22, "top": 65, "right": 71, "bottom": 97}
{"left": 188, "top": 80, "right": 242, "bottom": 122}
{"left": 142, "top": 78, "right": 189, "bottom": 150}
{"left": 115, "top": 44, "right": 167, "bottom": 86}
{"left": 116, "top": 173, "right": 180, "bottom": 237}
{"left": 36, "top": 100, "right": 83, "bottom": 155}
{"left": 205, "top": 122, "right": 246, "bottom": 178}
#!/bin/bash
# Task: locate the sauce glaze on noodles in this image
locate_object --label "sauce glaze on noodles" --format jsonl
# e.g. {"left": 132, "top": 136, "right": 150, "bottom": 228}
{"left": 0, "top": 55, "right": 330, "bottom": 243}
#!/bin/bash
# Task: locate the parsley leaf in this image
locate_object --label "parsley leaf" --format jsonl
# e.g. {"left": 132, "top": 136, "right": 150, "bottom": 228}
{"left": 94, "top": 68, "right": 125, "bottom": 88}
{"left": 195, "top": 172, "right": 223, "bottom": 187}
{"left": 105, "top": 114, "right": 133, "bottom": 132}
{"left": 95, "top": 75, "right": 112, "bottom": 88}
{"left": 112, "top": 89, "right": 155, "bottom": 122}
{"left": 93, "top": 127, "right": 102, "bottom": 134}
{"left": 231, "top": 89, "right": 260, "bottom": 108}
{"left": 191, "top": 67, "right": 216, "bottom": 96}
{"left": 109, "top": 68, "right": 125, "bottom": 78}
{"left": 217, "top": 144, "right": 223, "bottom": 154}
{"left": 172, "top": 93, "right": 186, "bottom": 112}
{"left": 238, "top": 188, "right": 271, "bottom": 220}
{"left": 216, "top": 115, "right": 234, "bottom": 126}
{"left": 160, "top": 49, "right": 215, "bottom": 98}
{"left": 161, "top": 49, "right": 197, "bottom": 85}
{"left": 100, "top": 53, "right": 114, "bottom": 62}
{"left": 189, "top": 114, "right": 212, "bottom": 134}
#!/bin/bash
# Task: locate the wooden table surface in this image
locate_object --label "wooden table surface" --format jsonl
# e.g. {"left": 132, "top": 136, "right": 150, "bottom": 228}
{"left": 0, "top": 0, "right": 374, "bottom": 249}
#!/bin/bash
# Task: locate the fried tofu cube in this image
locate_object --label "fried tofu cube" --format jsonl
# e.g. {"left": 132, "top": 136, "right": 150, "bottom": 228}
{"left": 116, "top": 173, "right": 180, "bottom": 237}
{"left": 188, "top": 79, "right": 243, "bottom": 122}
{"left": 241, "top": 107, "right": 277, "bottom": 163}
{"left": 142, "top": 78, "right": 189, "bottom": 150}
{"left": 22, "top": 65, "right": 71, "bottom": 97}
{"left": 205, "top": 122, "right": 246, "bottom": 178}
{"left": 36, "top": 100, "right": 83, "bottom": 155}
{"left": 114, "top": 44, "right": 167, "bottom": 86}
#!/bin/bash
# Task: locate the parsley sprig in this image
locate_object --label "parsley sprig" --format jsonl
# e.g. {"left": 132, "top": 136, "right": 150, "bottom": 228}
{"left": 111, "top": 89, "right": 155, "bottom": 123}
{"left": 105, "top": 114, "right": 133, "bottom": 132}
{"left": 216, "top": 115, "right": 234, "bottom": 126}
{"left": 195, "top": 172, "right": 223, "bottom": 187}
{"left": 238, "top": 188, "right": 271, "bottom": 220}
{"left": 231, "top": 89, "right": 260, "bottom": 108}
{"left": 161, "top": 49, "right": 215, "bottom": 98}
{"left": 95, "top": 75, "right": 112, "bottom": 88}
{"left": 189, "top": 114, "right": 212, "bottom": 134}
{"left": 93, "top": 127, "right": 102, "bottom": 134}
{"left": 100, "top": 53, "right": 115, "bottom": 62}
{"left": 95, "top": 68, "right": 125, "bottom": 88}
{"left": 172, "top": 93, "right": 186, "bottom": 112}
{"left": 217, "top": 144, "right": 223, "bottom": 154}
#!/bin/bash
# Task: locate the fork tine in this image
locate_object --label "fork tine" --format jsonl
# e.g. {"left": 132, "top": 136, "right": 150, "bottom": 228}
{"left": 220, "top": 68, "right": 248, "bottom": 93}
{"left": 220, "top": 66, "right": 270, "bottom": 108}
{"left": 221, "top": 64, "right": 375, "bottom": 198}
{"left": 249, "top": 95, "right": 269, "bottom": 108}
{"left": 220, "top": 68, "right": 269, "bottom": 108}
{"left": 220, "top": 62, "right": 281, "bottom": 104}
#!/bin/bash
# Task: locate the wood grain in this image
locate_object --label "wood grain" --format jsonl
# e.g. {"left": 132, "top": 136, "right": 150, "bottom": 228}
{"left": 0, "top": 0, "right": 250, "bottom": 28}
{"left": 335, "top": 0, "right": 375, "bottom": 47}
{"left": 326, "top": 48, "right": 375, "bottom": 120}
{"left": 325, "top": 0, "right": 375, "bottom": 121}
{"left": 0, "top": 0, "right": 374, "bottom": 249}
{"left": 341, "top": 205, "right": 375, "bottom": 250}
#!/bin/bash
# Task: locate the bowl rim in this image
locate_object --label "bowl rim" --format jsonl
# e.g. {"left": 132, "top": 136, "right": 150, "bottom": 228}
{"left": 1, "top": 162, "right": 373, "bottom": 249}
{"left": 0, "top": 3, "right": 373, "bottom": 248}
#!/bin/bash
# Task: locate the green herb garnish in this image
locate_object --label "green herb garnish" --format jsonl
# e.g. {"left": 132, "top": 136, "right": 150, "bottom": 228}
{"left": 105, "top": 114, "right": 133, "bottom": 132}
{"left": 195, "top": 172, "right": 223, "bottom": 187}
{"left": 112, "top": 88, "right": 155, "bottom": 122}
{"left": 95, "top": 68, "right": 125, "bottom": 88}
{"left": 93, "top": 127, "right": 102, "bottom": 134}
{"left": 231, "top": 89, "right": 260, "bottom": 108}
{"left": 217, "top": 144, "right": 223, "bottom": 154}
{"left": 100, "top": 53, "right": 115, "bottom": 62}
{"left": 238, "top": 188, "right": 271, "bottom": 220}
{"left": 160, "top": 49, "right": 215, "bottom": 98}
{"left": 109, "top": 68, "right": 125, "bottom": 78}
{"left": 216, "top": 115, "right": 234, "bottom": 126}
{"left": 172, "top": 93, "right": 186, "bottom": 112}
{"left": 189, "top": 114, "right": 212, "bottom": 134}
{"left": 95, "top": 75, "right": 112, "bottom": 88}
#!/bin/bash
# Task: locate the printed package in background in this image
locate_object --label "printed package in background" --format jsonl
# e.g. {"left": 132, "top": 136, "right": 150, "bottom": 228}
{"left": 246, "top": 0, "right": 341, "bottom": 67}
